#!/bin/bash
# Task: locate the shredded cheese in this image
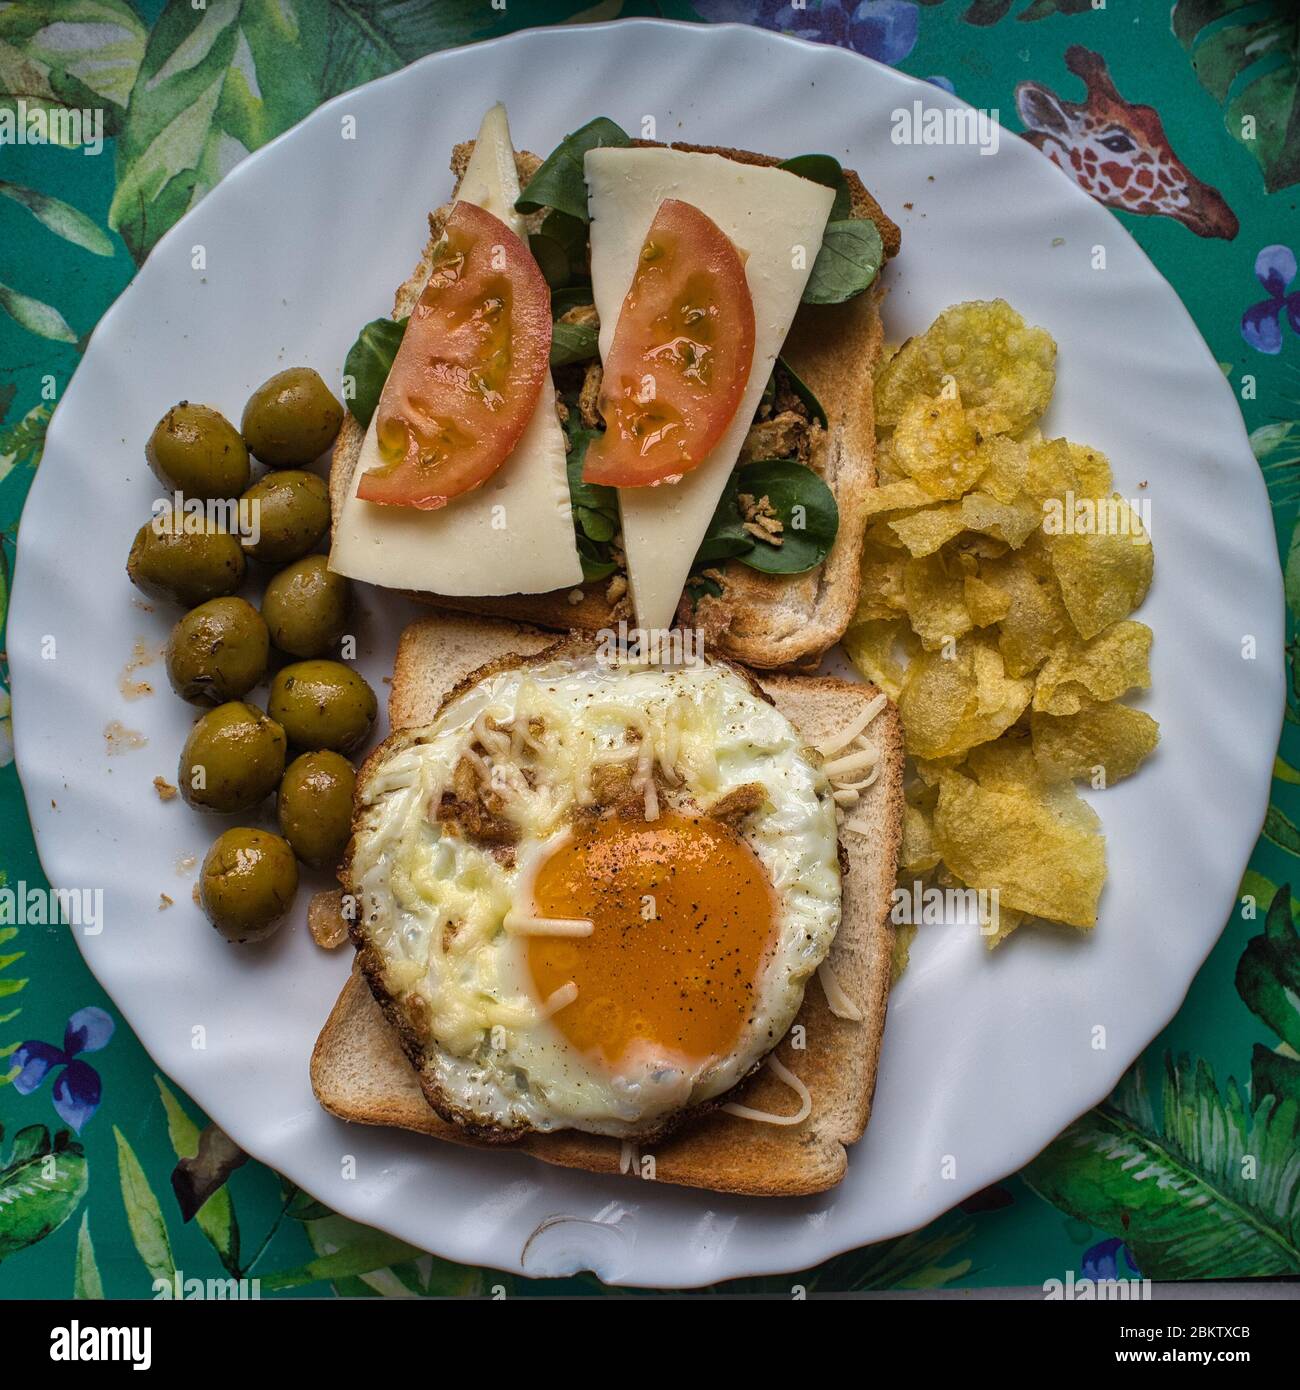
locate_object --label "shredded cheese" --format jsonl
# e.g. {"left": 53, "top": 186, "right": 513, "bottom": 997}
{"left": 473, "top": 709, "right": 511, "bottom": 757}
{"left": 592, "top": 743, "right": 640, "bottom": 765}
{"left": 819, "top": 695, "right": 888, "bottom": 821}
{"left": 538, "top": 982, "right": 579, "bottom": 1019}
{"left": 836, "top": 767, "right": 881, "bottom": 793}
{"left": 817, "top": 960, "right": 864, "bottom": 1022}
{"left": 721, "top": 1055, "right": 812, "bottom": 1126}
{"left": 503, "top": 912, "right": 594, "bottom": 938}
{"left": 817, "top": 693, "right": 887, "bottom": 757}
{"left": 631, "top": 731, "right": 662, "bottom": 821}
{"left": 822, "top": 747, "right": 879, "bottom": 779}
{"left": 462, "top": 745, "right": 492, "bottom": 782}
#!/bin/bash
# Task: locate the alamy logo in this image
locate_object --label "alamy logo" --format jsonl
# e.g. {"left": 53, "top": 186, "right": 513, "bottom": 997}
{"left": 50, "top": 1322, "right": 151, "bottom": 1369}
{"left": 890, "top": 101, "right": 1000, "bottom": 156}
{"left": 1042, "top": 490, "right": 1151, "bottom": 539}
{"left": 153, "top": 1269, "right": 261, "bottom": 1300}
{"left": 595, "top": 621, "right": 705, "bottom": 667}
{"left": 890, "top": 880, "right": 1000, "bottom": 935}
{"left": 1044, "top": 1271, "right": 1152, "bottom": 1301}
{"left": 152, "top": 492, "right": 261, "bottom": 547}
{"left": 0, "top": 100, "right": 104, "bottom": 156}
{"left": 0, "top": 882, "right": 103, "bottom": 935}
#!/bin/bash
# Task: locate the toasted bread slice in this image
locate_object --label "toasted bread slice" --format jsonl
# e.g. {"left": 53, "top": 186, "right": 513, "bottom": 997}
{"left": 328, "top": 137, "right": 898, "bottom": 671}
{"left": 311, "top": 612, "right": 903, "bottom": 1196}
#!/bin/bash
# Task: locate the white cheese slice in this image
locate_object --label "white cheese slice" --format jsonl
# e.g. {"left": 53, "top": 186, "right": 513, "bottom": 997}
{"left": 455, "top": 102, "right": 527, "bottom": 237}
{"left": 585, "top": 146, "right": 834, "bottom": 634}
{"left": 330, "top": 104, "right": 582, "bottom": 597}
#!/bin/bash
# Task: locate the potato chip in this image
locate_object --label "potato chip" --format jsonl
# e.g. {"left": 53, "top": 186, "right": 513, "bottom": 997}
{"left": 899, "top": 646, "right": 976, "bottom": 758}
{"left": 875, "top": 435, "right": 904, "bottom": 485}
{"left": 1031, "top": 699, "right": 1159, "bottom": 785}
{"left": 864, "top": 516, "right": 908, "bottom": 550}
{"left": 890, "top": 923, "right": 917, "bottom": 985}
{"left": 959, "top": 534, "right": 1011, "bottom": 561}
{"left": 892, "top": 394, "right": 985, "bottom": 499}
{"left": 964, "top": 572, "right": 1011, "bottom": 627}
{"left": 965, "top": 733, "right": 1048, "bottom": 792}
{"left": 1026, "top": 438, "right": 1113, "bottom": 502}
{"left": 1025, "top": 439, "right": 1074, "bottom": 501}
{"left": 900, "top": 801, "right": 941, "bottom": 876}
{"left": 976, "top": 435, "right": 1030, "bottom": 503}
{"left": 973, "top": 639, "right": 1033, "bottom": 720}
{"left": 903, "top": 552, "right": 971, "bottom": 649}
{"left": 983, "top": 904, "right": 1026, "bottom": 951}
{"left": 906, "top": 774, "right": 940, "bottom": 805}
{"left": 854, "top": 540, "right": 908, "bottom": 622}
{"left": 979, "top": 543, "right": 1071, "bottom": 677}
{"left": 898, "top": 635, "right": 1032, "bottom": 759}
{"left": 888, "top": 504, "right": 965, "bottom": 557}
{"left": 875, "top": 299, "right": 1057, "bottom": 434}
{"left": 843, "top": 618, "right": 918, "bottom": 701}
{"left": 933, "top": 771, "right": 1105, "bottom": 928}
{"left": 1033, "top": 620, "right": 1153, "bottom": 715}
{"left": 913, "top": 756, "right": 962, "bottom": 786}
{"left": 928, "top": 862, "right": 1021, "bottom": 941}
{"left": 928, "top": 856, "right": 1034, "bottom": 956}
{"left": 1044, "top": 495, "right": 1153, "bottom": 640}
{"left": 1067, "top": 443, "right": 1112, "bottom": 497}
{"left": 861, "top": 478, "right": 934, "bottom": 517}
{"left": 884, "top": 492, "right": 1039, "bottom": 560}
{"left": 960, "top": 491, "right": 1041, "bottom": 549}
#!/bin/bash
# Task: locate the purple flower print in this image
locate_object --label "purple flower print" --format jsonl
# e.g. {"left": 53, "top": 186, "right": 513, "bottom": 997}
{"left": 1241, "top": 245, "right": 1300, "bottom": 354}
{"left": 12, "top": 1006, "right": 114, "bottom": 1132}
{"left": 1082, "top": 1236, "right": 1141, "bottom": 1281}
{"left": 694, "top": 0, "right": 921, "bottom": 67}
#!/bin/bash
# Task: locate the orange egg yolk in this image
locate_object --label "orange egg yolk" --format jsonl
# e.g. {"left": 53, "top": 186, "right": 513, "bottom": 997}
{"left": 527, "top": 811, "right": 777, "bottom": 1070}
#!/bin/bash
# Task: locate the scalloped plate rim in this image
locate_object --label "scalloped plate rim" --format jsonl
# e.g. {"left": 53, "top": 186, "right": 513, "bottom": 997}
{"left": 8, "top": 18, "right": 1284, "bottom": 1287}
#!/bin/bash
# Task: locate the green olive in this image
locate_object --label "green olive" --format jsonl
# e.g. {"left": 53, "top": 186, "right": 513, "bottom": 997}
{"left": 179, "top": 701, "right": 286, "bottom": 813}
{"left": 277, "top": 751, "right": 356, "bottom": 869}
{"left": 240, "top": 470, "right": 330, "bottom": 564}
{"left": 241, "top": 368, "right": 343, "bottom": 467}
{"left": 146, "top": 402, "right": 250, "bottom": 500}
{"left": 268, "top": 660, "right": 376, "bottom": 754}
{"left": 261, "top": 555, "right": 350, "bottom": 659}
{"left": 166, "top": 597, "right": 269, "bottom": 705}
{"left": 200, "top": 828, "right": 298, "bottom": 944}
{"left": 127, "top": 516, "right": 246, "bottom": 607}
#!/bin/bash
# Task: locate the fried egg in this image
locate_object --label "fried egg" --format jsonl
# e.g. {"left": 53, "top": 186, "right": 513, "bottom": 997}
{"left": 348, "top": 651, "right": 841, "bottom": 1138}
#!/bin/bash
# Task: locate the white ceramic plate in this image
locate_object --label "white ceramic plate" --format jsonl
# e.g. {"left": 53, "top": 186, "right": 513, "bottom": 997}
{"left": 10, "top": 20, "right": 1283, "bottom": 1287}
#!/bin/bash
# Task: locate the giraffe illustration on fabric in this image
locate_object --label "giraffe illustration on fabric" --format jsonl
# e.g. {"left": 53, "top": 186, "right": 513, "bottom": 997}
{"left": 1015, "top": 46, "right": 1239, "bottom": 241}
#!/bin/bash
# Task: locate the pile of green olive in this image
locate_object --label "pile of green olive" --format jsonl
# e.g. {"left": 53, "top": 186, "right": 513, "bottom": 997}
{"left": 129, "top": 368, "right": 376, "bottom": 946}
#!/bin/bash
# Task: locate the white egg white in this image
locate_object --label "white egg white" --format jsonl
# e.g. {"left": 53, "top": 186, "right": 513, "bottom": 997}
{"left": 349, "top": 654, "right": 841, "bottom": 1138}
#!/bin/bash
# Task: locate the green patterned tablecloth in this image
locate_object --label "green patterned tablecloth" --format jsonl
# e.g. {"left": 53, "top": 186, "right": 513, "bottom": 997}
{"left": 1, "top": 0, "right": 1296, "bottom": 1297}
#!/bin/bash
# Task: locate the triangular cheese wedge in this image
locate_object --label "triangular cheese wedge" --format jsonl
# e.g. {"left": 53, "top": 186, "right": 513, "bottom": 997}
{"left": 584, "top": 147, "right": 834, "bottom": 634}
{"left": 331, "top": 105, "right": 582, "bottom": 597}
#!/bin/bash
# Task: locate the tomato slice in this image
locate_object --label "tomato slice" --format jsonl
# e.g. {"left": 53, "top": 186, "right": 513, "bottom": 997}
{"left": 583, "top": 198, "right": 755, "bottom": 489}
{"left": 358, "top": 201, "right": 551, "bottom": 509}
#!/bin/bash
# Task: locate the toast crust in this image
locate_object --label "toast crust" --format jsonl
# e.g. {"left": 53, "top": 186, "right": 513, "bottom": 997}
{"left": 313, "top": 614, "right": 904, "bottom": 1196}
{"left": 328, "top": 136, "right": 897, "bottom": 669}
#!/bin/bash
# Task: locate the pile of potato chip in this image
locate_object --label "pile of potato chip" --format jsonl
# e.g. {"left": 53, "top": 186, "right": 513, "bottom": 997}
{"left": 846, "top": 300, "right": 1158, "bottom": 945}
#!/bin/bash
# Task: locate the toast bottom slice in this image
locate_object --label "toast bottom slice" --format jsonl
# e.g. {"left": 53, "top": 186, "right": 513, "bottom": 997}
{"left": 311, "top": 613, "right": 903, "bottom": 1196}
